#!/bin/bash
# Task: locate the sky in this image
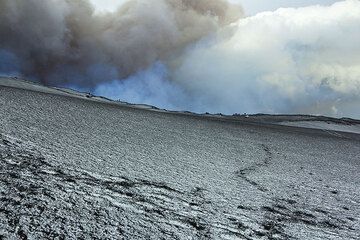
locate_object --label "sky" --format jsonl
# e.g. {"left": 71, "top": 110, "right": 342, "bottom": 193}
{"left": 90, "top": 0, "right": 341, "bottom": 15}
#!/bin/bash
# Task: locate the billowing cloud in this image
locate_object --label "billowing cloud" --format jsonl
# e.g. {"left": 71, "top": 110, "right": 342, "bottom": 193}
{"left": 1, "top": 0, "right": 360, "bottom": 118}
{"left": 0, "top": 0, "right": 242, "bottom": 86}
{"left": 171, "top": 0, "right": 360, "bottom": 117}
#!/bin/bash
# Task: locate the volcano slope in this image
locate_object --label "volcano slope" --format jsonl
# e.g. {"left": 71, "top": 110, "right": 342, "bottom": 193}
{"left": 1, "top": 77, "right": 360, "bottom": 240}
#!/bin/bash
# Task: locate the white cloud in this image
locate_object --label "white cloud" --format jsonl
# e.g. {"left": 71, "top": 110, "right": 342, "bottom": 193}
{"left": 235, "top": 0, "right": 341, "bottom": 15}
{"left": 89, "top": 0, "right": 126, "bottom": 13}
{"left": 89, "top": 0, "right": 341, "bottom": 15}
{"left": 172, "top": 0, "right": 360, "bottom": 117}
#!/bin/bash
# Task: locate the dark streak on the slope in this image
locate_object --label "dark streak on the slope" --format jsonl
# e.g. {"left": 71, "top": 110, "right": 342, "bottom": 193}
{"left": 235, "top": 143, "right": 272, "bottom": 192}
{"left": 1, "top": 134, "right": 359, "bottom": 239}
{"left": 259, "top": 198, "right": 356, "bottom": 240}
{"left": 0, "top": 134, "right": 252, "bottom": 239}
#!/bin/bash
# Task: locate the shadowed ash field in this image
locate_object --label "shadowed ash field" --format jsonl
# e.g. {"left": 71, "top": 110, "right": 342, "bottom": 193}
{"left": 1, "top": 78, "right": 360, "bottom": 239}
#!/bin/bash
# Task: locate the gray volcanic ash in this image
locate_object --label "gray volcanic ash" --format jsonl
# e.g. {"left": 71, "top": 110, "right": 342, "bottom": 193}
{"left": 1, "top": 77, "right": 360, "bottom": 239}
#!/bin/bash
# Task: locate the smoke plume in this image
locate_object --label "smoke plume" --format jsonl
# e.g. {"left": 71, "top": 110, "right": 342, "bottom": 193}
{"left": 1, "top": 0, "right": 360, "bottom": 118}
{"left": 0, "top": 0, "right": 242, "bottom": 86}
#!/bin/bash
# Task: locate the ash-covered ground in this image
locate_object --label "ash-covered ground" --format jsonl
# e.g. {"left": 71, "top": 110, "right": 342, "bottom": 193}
{"left": 1, "top": 78, "right": 360, "bottom": 239}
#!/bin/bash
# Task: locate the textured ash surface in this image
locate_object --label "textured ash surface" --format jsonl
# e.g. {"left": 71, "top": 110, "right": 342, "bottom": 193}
{"left": 1, "top": 78, "right": 360, "bottom": 239}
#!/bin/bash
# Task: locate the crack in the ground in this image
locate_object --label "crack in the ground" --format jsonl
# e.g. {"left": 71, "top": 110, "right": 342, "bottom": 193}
{"left": 235, "top": 143, "right": 272, "bottom": 192}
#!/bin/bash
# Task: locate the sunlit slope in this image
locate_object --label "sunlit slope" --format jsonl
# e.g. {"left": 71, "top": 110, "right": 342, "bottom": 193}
{"left": 1, "top": 78, "right": 359, "bottom": 239}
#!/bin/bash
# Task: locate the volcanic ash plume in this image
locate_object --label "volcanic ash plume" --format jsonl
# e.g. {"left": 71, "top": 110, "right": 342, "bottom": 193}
{"left": 1, "top": 0, "right": 360, "bottom": 119}
{"left": 0, "top": 0, "right": 242, "bottom": 87}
